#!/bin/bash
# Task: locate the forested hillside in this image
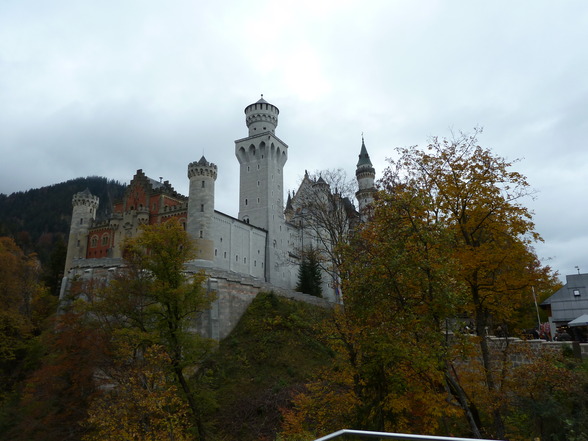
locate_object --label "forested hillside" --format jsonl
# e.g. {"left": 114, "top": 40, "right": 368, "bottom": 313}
{"left": 0, "top": 177, "right": 126, "bottom": 251}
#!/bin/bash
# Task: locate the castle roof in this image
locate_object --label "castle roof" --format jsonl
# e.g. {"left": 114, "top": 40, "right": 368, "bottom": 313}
{"left": 79, "top": 188, "right": 93, "bottom": 197}
{"left": 147, "top": 178, "right": 164, "bottom": 189}
{"left": 357, "top": 136, "right": 373, "bottom": 167}
{"left": 196, "top": 155, "right": 211, "bottom": 166}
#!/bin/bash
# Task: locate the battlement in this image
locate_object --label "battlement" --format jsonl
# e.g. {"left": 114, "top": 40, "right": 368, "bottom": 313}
{"left": 188, "top": 157, "right": 218, "bottom": 180}
{"left": 245, "top": 96, "right": 279, "bottom": 136}
{"left": 72, "top": 189, "right": 99, "bottom": 208}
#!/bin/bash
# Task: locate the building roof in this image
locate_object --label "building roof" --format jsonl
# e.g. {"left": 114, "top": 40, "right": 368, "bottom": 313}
{"left": 541, "top": 273, "right": 588, "bottom": 323}
{"left": 357, "top": 136, "right": 373, "bottom": 167}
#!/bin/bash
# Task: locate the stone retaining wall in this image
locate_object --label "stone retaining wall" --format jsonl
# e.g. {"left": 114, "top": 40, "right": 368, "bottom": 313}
{"left": 61, "top": 259, "right": 335, "bottom": 341}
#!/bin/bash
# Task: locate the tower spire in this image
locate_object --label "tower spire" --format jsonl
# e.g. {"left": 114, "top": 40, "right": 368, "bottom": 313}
{"left": 357, "top": 134, "right": 373, "bottom": 167}
{"left": 355, "top": 135, "right": 376, "bottom": 219}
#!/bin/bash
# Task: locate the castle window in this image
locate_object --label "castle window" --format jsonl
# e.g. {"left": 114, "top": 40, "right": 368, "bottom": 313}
{"left": 236, "top": 255, "right": 239, "bottom": 261}
{"left": 200, "top": 204, "right": 204, "bottom": 212}
{"left": 245, "top": 198, "right": 248, "bottom": 206}
{"left": 257, "top": 164, "right": 260, "bottom": 170}
{"left": 244, "top": 257, "right": 246, "bottom": 264}
{"left": 224, "top": 251, "right": 227, "bottom": 258}
{"left": 257, "top": 181, "right": 260, "bottom": 187}
{"left": 202, "top": 180, "right": 205, "bottom": 188}
{"left": 199, "top": 231, "right": 203, "bottom": 238}
{"left": 80, "top": 218, "right": 84, "bottom": 224}
{"left": 254, "top": 260, "right": 256, "bottom": 267}
{"left": 215, "top": 249, "right": 217, "bottom": 256}
{"left": 257, "top": 198, "right": 260, "bottom": 203}
{"left": 91, "top": 236, "right": 98, "bottom": 247}
{"left": 247, "top": 166, "right": 250, "bottom": 172}
{"left": 101, "top": 234, "right": 109, "bottom": 246}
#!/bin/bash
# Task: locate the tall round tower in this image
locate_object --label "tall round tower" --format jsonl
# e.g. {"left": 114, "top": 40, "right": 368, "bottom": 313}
{"left": 355, "top": 136, "right": 376, "bottom": 217}
{"left": 187, "top": 156, "right": 218, "bottom": 261}
{"left": 235, "top": 96, "right": 288, "bottom": 230}
{"left": 235, "top": 96, "right": 289, "bottom": 286}
{"left": 64, "top": 189, "right": 99, "bottom": 273}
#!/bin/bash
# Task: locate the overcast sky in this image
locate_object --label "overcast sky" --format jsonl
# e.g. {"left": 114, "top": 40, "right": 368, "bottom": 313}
{"left": 1, "top": 1, "right": 587, "bottom": 281}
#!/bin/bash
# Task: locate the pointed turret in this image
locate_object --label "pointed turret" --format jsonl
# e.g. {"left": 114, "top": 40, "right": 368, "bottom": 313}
{"left": 355, "top": 136, "right": 376, "bottom": 218}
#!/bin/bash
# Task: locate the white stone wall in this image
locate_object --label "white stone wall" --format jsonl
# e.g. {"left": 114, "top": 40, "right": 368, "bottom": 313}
{"left": 211, "top": 212, "right": 267, "bottom": 280}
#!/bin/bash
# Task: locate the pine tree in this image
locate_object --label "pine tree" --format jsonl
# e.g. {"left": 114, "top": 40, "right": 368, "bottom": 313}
{"left": 296, "top": 246, "right": 323, "bottom": 297}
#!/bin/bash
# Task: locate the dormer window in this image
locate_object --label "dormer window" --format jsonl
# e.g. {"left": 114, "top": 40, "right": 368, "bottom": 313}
{"left": 574, "top": 289, "right": 581, "bottom": 297}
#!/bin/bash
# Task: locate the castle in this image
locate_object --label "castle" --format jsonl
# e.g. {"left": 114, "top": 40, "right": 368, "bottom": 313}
{"left": 62, "top": 96, "right": 376, "bottom": 315}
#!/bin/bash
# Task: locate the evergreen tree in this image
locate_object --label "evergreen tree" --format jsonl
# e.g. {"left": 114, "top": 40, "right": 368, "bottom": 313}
{"left": 296, "top": 246, "right": 323, "bottom": 297}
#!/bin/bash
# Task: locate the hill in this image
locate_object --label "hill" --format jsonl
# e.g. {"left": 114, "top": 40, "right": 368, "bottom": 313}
{"left": 208, "top": 291, "right": 334, "bottom": 441}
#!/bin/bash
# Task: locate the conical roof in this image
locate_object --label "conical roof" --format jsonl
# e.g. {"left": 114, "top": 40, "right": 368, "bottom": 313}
{"left": 357, "top": 136, "right": 373, "bottom": 167}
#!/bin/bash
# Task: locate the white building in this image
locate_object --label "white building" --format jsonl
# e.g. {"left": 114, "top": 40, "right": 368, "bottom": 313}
{"left": 63, "top": 96, "right": 376, "bottom": 303}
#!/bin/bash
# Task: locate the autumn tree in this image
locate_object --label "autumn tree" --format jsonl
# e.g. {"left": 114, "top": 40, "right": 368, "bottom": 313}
{"left": 82, "top": 218, "right": 216, "bottom": 441}
{"left": 282, "top": 130, "right": 560, "bottom": 440}
{"left": 83, "top": 344, "right": 193, "bottom": 441}
{"left": 283, "top": 179, "right": 463, "bottom": 436}
{"left": 384, "top": 130, "right": 558, "bottom": 437}
{"left": 0, "top": 237, "right": 56, "bottom": 437}
{"left": 10, "top": 310, "right": 107, "bottom": 441}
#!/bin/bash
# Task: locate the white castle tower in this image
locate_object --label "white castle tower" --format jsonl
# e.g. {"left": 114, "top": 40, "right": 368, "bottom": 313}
{"left": 235, "top": 95, "right": 289, "bottom": 285}
{"left": 187, "top": 156, "right": 218, "bottom": 261}
{"left": 64, "top": 189, "right": 99, "bottom": 272}
{"left": 235, "top": 95, "right": 287, "bottom": 228}
{"left": 355, "top": 136, "right": 376, "bottom": 217}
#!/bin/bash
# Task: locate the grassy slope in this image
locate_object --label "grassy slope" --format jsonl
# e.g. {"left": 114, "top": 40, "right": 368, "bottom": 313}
{"left": 208, "top": 291, "right": 334, "bottom": 441}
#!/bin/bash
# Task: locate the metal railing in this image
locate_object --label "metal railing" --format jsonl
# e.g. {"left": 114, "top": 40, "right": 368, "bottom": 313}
{"left": 314, "top": 429, "right": 501, "bottom": 441}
